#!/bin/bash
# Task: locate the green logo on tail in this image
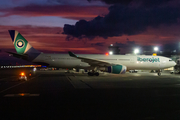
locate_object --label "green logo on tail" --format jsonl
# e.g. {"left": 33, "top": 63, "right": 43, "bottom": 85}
{"left": 16, "top": 39, "right": 25, "bottom": 48}
{"left": 14, "top": 33, "right": 28, "bottom": 54}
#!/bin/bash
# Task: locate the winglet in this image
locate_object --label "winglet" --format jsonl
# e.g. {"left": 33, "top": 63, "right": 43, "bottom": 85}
{"left": 68, "top": 51, "right": 78, "bottom": 57}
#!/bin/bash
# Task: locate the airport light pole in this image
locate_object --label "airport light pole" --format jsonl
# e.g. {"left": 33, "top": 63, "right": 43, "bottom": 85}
{"left": 154, "top": 47, "right": 159, "bottom": 55}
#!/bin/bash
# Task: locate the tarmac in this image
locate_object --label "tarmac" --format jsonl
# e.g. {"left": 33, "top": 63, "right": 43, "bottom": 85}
{"left": 0, "top": 68, "right": 180, "bottom": 120}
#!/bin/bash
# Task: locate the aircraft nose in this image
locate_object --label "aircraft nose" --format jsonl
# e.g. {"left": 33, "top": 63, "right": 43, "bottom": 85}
{"left": 173, "top": 61, "right": 176, "bottom": 66}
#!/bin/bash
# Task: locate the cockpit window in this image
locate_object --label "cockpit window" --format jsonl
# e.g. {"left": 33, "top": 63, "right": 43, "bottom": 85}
{"left": 169, "top": 59, "right": 173, "bottom": 61}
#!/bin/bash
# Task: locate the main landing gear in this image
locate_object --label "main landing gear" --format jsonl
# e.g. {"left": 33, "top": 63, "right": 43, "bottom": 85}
{"left": 88, "top": 72, "right": 99, "bottom": 76}
{"left": 88, "top": 67, "right": 100, "bottom": 76}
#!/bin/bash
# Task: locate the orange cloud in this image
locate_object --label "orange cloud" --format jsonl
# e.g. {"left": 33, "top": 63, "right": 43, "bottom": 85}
{"left": 1, "top": 24, "right": 179, "bottom": 54}
{"left": 0, "top": 5, "right": 109, "bottom": 20}
{"left": 0, "top": 25, "right": 108, "bottom": 54}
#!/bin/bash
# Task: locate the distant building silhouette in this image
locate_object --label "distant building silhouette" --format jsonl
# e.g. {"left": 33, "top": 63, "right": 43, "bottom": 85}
{"left": 108, "top": 44, "right": 120, "bottom": 54}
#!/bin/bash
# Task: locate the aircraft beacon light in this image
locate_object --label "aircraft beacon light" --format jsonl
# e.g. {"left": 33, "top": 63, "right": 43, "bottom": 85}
{"left": 105, "top": 53, "right": 109, "bottom": 56}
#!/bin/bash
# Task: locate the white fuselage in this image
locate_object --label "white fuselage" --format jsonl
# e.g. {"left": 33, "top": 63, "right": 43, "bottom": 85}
{"left": 32, "top": 53, "right": 176, "bottom": 70}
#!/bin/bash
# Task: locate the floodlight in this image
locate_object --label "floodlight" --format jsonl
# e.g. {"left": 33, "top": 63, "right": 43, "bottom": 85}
{"left": 134, "top": 49, "right": 139, "bottom": 54}
{"left": 109, "top": 51, "right": 113, "bottom": 55}
{"left": 154, "top": 47, "right": 158, "bottom": 51}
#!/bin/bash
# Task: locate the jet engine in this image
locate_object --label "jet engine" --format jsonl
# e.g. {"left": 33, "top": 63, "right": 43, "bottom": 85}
{"left": 99, "top": 65, "right": 127, "bottom": 74}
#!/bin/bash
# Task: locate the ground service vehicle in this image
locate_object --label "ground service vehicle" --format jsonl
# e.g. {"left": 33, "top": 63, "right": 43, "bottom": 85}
{"left": 18, "top": 72, "right": 27, "bottom": 81}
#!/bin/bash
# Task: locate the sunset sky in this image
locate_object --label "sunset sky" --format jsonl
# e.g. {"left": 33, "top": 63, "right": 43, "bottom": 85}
{"left": 1, "top": 0, "right": 180, "bottom": 59}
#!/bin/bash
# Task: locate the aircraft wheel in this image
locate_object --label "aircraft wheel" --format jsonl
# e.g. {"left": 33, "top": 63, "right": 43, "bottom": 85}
{"left": 88, "top": 72, "right": 91, "bottom": 76}
{"left": 88, "top": 72, "right": 93, "bottom": 76}
{"left": 95, "top": 72, "right": 99, "bottom": 76}
{"left": 158, "top": 72, "right": 161, "bottom": 76}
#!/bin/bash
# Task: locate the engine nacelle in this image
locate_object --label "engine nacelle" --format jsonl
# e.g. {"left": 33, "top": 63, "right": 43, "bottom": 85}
{"left": 99, "top": 65, "right": 127, "bottom": 74}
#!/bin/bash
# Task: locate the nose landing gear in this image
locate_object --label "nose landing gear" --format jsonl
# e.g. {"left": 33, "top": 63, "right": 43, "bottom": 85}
{"left": 157, "top": 70, "right": 161, "bottom": 76}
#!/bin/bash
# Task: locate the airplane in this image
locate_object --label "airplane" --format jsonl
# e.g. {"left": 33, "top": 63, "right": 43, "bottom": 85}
{"left": 7, "top": 30, "right": 176, "bottom": 76}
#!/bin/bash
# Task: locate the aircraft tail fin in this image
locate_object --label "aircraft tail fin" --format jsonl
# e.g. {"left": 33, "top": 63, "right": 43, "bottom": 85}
{"left": 8, "top": 30, "right": 40, "bottom": 55}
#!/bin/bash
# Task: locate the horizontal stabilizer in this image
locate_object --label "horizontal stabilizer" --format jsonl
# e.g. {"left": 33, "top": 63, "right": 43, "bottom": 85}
{"left": 6, "top": 51, "right": 28, "bottom": 60}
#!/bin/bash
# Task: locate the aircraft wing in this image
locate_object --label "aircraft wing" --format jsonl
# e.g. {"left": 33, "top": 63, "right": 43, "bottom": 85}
{"left": 68, "top": 51, "right": 116, "bottom": 67}
{"left": 6, "top": 51, "right": 28, "bottom": 60}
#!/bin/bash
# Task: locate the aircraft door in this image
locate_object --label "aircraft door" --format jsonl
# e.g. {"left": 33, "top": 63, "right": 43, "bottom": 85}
{"left": 130, "top": 56, "right": 136, "bottom": 69}
{"left": 159, "top": 57, "right": 165, "bottom": 69}
{"left": 152, "top": 62, "right": 159, "bottom": 69}
{"left": 151, "top": 57, "right": 161, "bottom": 69}
{"left": 130, "top": 56, "right": 136, "bottom": 63}
{"left": 158, "top": 62, "right": 161, "bottom": 69}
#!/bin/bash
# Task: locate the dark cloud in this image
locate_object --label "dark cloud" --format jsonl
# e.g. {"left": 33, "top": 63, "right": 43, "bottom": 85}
{"left": 0, "top": 4, "right": 108, "bottom": 20}
{"left": 115, "top": 39, "right": 137, "bottom": 49}
{"left": 115, "top": 40, "right": 148, "bottom": 54}
{"left": 115, "top": 42, "right": 127, "bottom": 48}
{"left": 163, "top": 42, "right": 179, "bottom": 51}
{"left": 88, "top": 0, "right": 133, "bottom": 5}
{"left": 63, "top": 3, "right": 180, "bottom": 40}
{"left": 113, "top": 39, "right": 140, "bottom": 53}
{"left": 88, "top": 0, "right": 172, "bottom": 7}
{"left": 91, "top": 42, "right": 105, "bottom": 46}
{"left": 139, "top": 0, "right": 172, "bottom": 7}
